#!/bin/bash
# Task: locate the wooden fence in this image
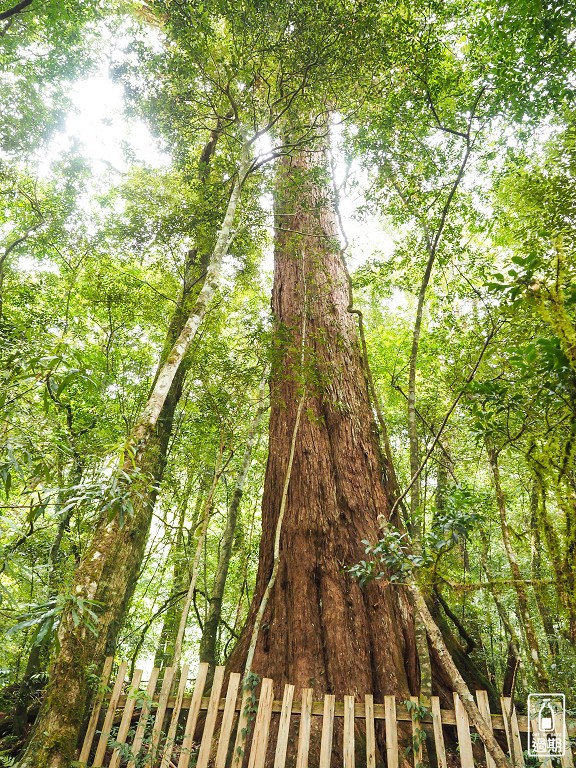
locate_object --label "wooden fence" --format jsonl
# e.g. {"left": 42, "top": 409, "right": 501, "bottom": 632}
{"left": 78, "top": 658, "right": 574, "bottom": 768}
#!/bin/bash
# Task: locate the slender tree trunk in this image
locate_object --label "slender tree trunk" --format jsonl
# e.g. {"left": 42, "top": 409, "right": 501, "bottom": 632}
{"left": 529, "top": 481, "right": 557, "bottom": 656}
{"left": 227, "top": 135, "right": 420, "bottom": 766}
{"left": 13, "top": 458, "right": 84, "bottom": 735}
{"left": 199, "top": 384, "right": 266, "bottom": 667}
{"left": 171, "top": 446, "right": 226, "bottom": 670}
{"left": 153, "top": 503, "right": 188, "bottom": 671}
{"left": 531, "top": 466, "right": 574, "bottom": 638}
{"left": 154, "top": 488, "right": 205, "bottom": 670}
{"left": 556, "top": 476, "right": 576, "bottom": 642}
{"left": 486, "top": 442, "right": 549, "bottom": 689}
{"left": 409, "top": 583, "right": 510, "bottom": 768}
{"left": 480, "top": 533, "right": 524, "bottom": 695}
{"left": 17, "top": 140, "right": 251, "bottom": 768}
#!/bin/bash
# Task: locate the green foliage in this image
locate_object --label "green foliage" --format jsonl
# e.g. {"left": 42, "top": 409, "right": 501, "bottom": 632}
{"left": 349, "top": 529, "right": 426, "bottom": 586}
{"left": 427, "top": 487, "right": 482, "bottom": 556}
{"left": 1, "top": 0, "right": 575, "bottom": 730}
{"left": 7, "top": 594, "right": 99, "bottom": 645}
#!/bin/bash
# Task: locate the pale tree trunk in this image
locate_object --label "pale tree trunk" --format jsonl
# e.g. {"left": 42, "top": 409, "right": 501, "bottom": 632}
{"left": 199, "top": 381, "right": 267, "bottom": 668}
{"left": 480, "top": 532, "right": 524, "bottom": 695}
{"left": 404, "top": 144, "right": 473, "bottom": 701}
{"left": 529, "top": 482, "right": 557, "bottom": 656}
{"left": 154, "top": 486, "right": 206, "bottom": 670}
{"left": 17, "top": 140, "right": 252, "bottom": 768}
{"left": 555, "top": 476, "right": 576, "bottom": 643}
{"left": 531, "top": 465, "right": 575, "bottom": 639}
{"left": 409, "top": 582, "right": 510, "bottom": 768}
{"left": 171, "top": 444, "right": 226, "bottom": 670}
{"left": 486, "top": 441, "right": 549, "bottom": 689}
{"left": 407, "top": 251, "right": 434, "bottom": 703}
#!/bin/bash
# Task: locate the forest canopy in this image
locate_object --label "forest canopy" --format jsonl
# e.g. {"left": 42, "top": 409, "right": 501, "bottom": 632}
{"left": 1, "top": 1, "right": 576, "bottom": 767}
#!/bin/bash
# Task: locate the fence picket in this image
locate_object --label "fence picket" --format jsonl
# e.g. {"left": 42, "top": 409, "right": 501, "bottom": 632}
{"left": 410, "top": 696, "right": 423, "bottom": 768}
{"left": 476, "top": 690, "right": 496, "bottom": 768}
{"left": 454, "top": 693, "right": 474, "bottom": 768}
{"left": 430, "top": 696, "right": 447, "bottom": 768}
{"left": 160, "top": 664, "right": 190, "bottom": 768}
{"left": 344, "top": 695, "right": 355, "bottom": 768}
{"left": 149, "top": 666, "right": 175, "bottom": 764}
{"left": 128, "top": 666, "right": 160, "bottom": 768}
{"left": 274, "top": 683, "right": 295, "bottom": 768}
{"left": 79, "top": 655, "right": 114, "bottom": 765}
{"left": 93, "top": 661, "right": 128, "bottom": 767}
{"left": 232, "top": 687, "right": 252, "bottom": 768}
{"left": 109, "top": 668, "right": 143, "bottom": 768}
{"left": 365, "top": 694, "right": 376, "bottom": 768}
{"left": 384, "top": 696, "right": 399, "bottom": 768}
{"left": 248, "top": 677, "right": 275, "bottom": 768}
{"left": 502, "top": 696, "right": 525, "bottom": 768}
{"left": 296, "top": 688, "right": 313, "bottom": 768}
{"left": 215, "top": 672, "right": 242, "bottom": 768}
{"left": 196, "top": 665, "right": 226, "bottom": 768}
{"left": 319, "top": 694, "right": 335, "bottom": 768}
{"left": 89, "top": 673, "right": 576, "bottom": 768}
{"left": 177, "top": 662, "right": 209, "bottom": 768}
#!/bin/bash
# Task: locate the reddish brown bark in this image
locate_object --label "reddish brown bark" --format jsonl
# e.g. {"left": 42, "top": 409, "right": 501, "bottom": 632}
{"left": 228, "top": 138, "right": 419, "bottom": 705}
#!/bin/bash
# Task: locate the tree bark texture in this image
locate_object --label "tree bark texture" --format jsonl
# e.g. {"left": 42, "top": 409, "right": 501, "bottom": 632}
{"left": 228, "top": 138, "right": 419, "bottom": 705}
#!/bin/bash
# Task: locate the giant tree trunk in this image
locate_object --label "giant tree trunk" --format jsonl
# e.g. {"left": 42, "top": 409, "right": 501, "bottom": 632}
{"left": 228, "top": 137, "right": 419, "bottom": 715}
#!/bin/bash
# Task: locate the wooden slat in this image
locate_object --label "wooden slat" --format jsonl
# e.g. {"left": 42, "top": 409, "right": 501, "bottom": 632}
{"left": 430, "top": 697, "right": 446, "bottom": 768}
{"left": 160, "top": 664, "right": 190, "bottom": 768}
{"left": 115, "top": 690, "right": 542, "bottom": 731}
{"left": 384, "top": 696, "right": 399, "bottom": 768}
{"left": 296, "top": 688, "right": 313, "bottom": 768}
{"left": 109, "top": 668, "right": 143, "bottom": 768}
{"left": 93, "top": 661, "right": 128, "bottom": 767}
{"left": 454, "top": 693, "right": 474, "bottom": 768}
{"left": 274, "top": 684, "right": 295, "bottom": 768}
{"left": 232, "top": 687, "right": 252, "bottom": 768}
{"left": 177, "top": 662, "right": 209, "bottom": 768}
{"left": 365, "top": 694, "right": 376, "bottom": 768}
{"left": 196, "top": 665, "right": 226, "bottom": 768}
{"left": 79, "top": 655, "right": 114, "bottom": 765}
{"left": 248, "top": 677, "right": 275, "bottom": 768}
{"left": 215, "top": 672, "right": 242, "bottom": 768}
{"left": 410, "top": 696, "right": 423, "bottom": 768}
{"left": 344, "top": 695, "right": 355, "bottom": 768}
{"left": 502, "top": 697, "right": 525, "bottom": 768}
{"left": 149, "top": 666, "right": 175, "bottom": 763}
{"left": 319, "top": 694, "right": 335, "bottom": 768}
{"left": 88, "top": 673, "right": 568, "bottom": 768}
{"left": 476, "top": 690, "right": 496, "bottom": 768}
{"left": 127, "top": 667, "right": 160, "bottom": 768}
